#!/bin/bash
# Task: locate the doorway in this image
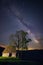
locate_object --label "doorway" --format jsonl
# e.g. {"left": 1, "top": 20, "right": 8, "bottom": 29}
{"left": 9, "top": 53, "right": 12, "bottom": 57}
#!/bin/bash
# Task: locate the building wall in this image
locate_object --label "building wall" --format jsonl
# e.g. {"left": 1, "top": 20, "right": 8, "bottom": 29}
{"left": 2, "top": 52, "right": 16, "bottom": 57}
{"left": 2, "top": 53, "right": 9, "bottom": 57}
{"left": 12, "top": 53, "right": 16, "bottom": 57}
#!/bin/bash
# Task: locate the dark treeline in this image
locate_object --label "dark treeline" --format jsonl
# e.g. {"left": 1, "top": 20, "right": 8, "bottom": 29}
{"left": 16, "top": 50, "right": 43, "bottom": 61}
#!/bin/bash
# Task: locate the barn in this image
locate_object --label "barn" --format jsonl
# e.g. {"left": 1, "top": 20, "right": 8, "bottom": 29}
{"left": 2, "top": 45, "right": 16, "bottom": 57}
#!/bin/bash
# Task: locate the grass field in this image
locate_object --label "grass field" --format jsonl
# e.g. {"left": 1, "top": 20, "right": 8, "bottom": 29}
{"left": 0, "top": 57, "right": 43, "bottom": 65}
{"left": 0, "top": 57, "right": 20, "bottom": 62}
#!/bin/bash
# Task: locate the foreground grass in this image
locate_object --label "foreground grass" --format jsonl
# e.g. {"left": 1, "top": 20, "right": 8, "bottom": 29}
{"left": 0, "top": 57, "right": 42, "bottom": 65}
{"left": 0, "top": 57, "right": 21, "bottom": 62}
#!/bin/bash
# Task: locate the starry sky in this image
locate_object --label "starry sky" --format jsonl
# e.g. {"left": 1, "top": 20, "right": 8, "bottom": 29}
{"left": 0, "top": 0, "right": 43, "bottom": 49}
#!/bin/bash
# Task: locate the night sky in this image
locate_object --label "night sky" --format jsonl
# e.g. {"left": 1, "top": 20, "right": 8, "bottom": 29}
{"left": 0, "top": 0, "right": 43, "bottom": 49}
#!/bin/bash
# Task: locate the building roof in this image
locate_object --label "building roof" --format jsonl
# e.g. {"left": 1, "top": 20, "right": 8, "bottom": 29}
{"left": 2, "top": 45, "right": 16, "bottom": 53}
{"left": 0, "top": 42, "right": 6, "bottom": 48}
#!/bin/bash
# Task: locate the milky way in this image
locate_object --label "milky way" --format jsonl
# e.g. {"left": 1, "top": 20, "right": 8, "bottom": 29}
{"left": 0, "top": 0, "right": 43, "bottom": 49}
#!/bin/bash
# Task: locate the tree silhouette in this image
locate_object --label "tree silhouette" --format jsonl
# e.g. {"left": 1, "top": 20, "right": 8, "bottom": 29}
{"left": 9, "top": 30, "right": 32, "bottom": 57}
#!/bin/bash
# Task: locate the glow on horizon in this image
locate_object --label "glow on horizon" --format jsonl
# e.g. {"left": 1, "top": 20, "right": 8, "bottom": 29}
{"left": 16, "top": 47, "right": 41, "bottom": 50}
{"left": 28, "top": 48, "right": 35, "bottom": 50}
